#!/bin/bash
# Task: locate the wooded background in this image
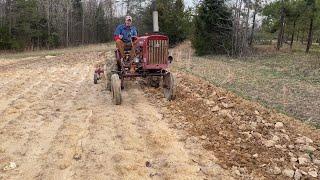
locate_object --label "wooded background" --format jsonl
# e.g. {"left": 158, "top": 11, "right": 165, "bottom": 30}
{"left": 0, "top": 0, "right": 319, "bottom": 56}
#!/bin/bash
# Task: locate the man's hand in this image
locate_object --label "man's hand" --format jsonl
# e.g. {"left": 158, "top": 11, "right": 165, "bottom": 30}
{"left": 132, "top": 36, "right": 138, "bottom": 41}
{"left": 119, "top": 35, "right": 123, "bottom": 39}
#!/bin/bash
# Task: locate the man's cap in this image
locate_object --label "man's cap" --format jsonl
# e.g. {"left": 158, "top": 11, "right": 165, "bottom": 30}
{"left": 125, "top": 16, "right": 132, "bottom": 21}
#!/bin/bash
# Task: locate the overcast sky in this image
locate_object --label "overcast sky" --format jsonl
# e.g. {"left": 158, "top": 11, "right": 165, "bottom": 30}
{"left": 184, "top": 0, "right": 196, "bottom": 8}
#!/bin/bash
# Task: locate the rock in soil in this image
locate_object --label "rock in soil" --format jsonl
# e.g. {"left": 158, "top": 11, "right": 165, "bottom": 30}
{"left": 294, "top": 170, "right": 302, "bottom": 180}
{"left": 298, "top": 155, "right": 311, "bottom": 165}
{"left": 263, "top": 140, "right": 276, "bottom": 148}
{"left": 282, "top": 169, "right": 294, "bottom": 178}
{"left": 295, "top": 136, "right": 313, "bottom": 144}
{"left": 3, "top": 162, "right": 17, "bottom": 171}
{"left": 275, "top": 122, "right": 284, "bottom": 129}
{"left": 272, "top": 166, "right": 282, "bottom": 175}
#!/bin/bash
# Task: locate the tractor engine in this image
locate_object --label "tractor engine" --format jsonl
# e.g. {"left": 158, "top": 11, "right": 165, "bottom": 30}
{"left": 132, "top": 46, "right": 143, "bottom": 69}
{"left": 122, "top": 35, "right": 171, "bottom": 74}
{"left": 135, "top": 34, "right": 171, "bottom": 71}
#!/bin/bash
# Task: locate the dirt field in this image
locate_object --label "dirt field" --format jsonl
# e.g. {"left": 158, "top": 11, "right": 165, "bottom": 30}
{"left": 0, "top": 46, "right": 232, "bottom": 179}
{"left": 0, "top": 44, "right": 319, "bottom": 179}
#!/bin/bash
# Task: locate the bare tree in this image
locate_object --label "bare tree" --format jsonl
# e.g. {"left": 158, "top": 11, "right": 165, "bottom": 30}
{"left": 249, "top": 0, "right": 261, "bottom": 46}
{"left": 306, "top": 17, "right": 314, "bottom": 53}
{"left": 277, "top": 0, "right": 285, "bottom": 50}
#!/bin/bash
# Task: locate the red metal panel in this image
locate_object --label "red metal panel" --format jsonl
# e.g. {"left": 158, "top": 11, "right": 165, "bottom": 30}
{"left": 142, "top": 35, "right": 169, "bottom": 70}
{"left": 136, "top": 35, "right": 169, "bottom": 70}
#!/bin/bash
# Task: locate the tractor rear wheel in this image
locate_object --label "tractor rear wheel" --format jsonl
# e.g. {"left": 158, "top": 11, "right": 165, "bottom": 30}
{"left": 111, "top": 74, "right": 122, "bottom": 105}
{"left": 163, "top": 72, "right": 176, "bottom": 100}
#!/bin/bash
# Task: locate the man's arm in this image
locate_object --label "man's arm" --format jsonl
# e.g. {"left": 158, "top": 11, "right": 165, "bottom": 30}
{"left": 132, "top": 27, "right": 138, "bottom": 37}
{"left": 114, "top": 25, "right": 123, "bottom": 41}
{"left": 131, "top": 27, "right": 138, "bottom": 41}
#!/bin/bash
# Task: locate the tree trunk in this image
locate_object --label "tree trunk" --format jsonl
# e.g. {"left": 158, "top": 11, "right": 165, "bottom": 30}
{"left": 82, "top": 18, "right": 85, "bottom": 45}
{"left": 301, "top": 30, "right": 305, "bottom": 44}
{"left": 66, "top": 6, "right": 69, "bottom": 47}
{"left": 5, "top": 0, "right": 12, "bottom": 35}
{"left": 47, "top": 0, "right": 51, "bottom": 49}
{"left": 306, "top": 17, "right": 313, "bottom": 53}
{"left": 126, "top": 0, "right": 130, "bottom": 15}
{"left": 249, "top": 11, "right": 257, "bottom": 46}
{"left": 82, "top": 7, "right": 85, "bottom": 45}
{"left": 290, "top": 19, "right": 296, "bottom": 49}
{"left": 238, "top": 0, "right": 243, "bottom": 56}
{"left": 37, "top": 36, "right": 40, "bottom": 50}
{"left": 243, "top": 7, "right": 250, "bottom": 53}
{"left": 277, "top": 0, "right": 285, "bottom": 51}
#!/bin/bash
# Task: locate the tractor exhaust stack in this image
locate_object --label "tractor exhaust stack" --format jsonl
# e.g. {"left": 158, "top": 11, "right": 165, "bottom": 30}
{"left": 152, "top": 1, "right": 159, "bottom": 33}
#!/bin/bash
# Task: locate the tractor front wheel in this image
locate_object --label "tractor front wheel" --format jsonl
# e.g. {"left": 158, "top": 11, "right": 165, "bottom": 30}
{"left": 111, "top": 74, "right": 122, "bottom": 105}
{"left": 163, "top": 72, "right": 176, "bottom": 100}
{"left": 106, "top": 63, "right": 118, "bottom": 91}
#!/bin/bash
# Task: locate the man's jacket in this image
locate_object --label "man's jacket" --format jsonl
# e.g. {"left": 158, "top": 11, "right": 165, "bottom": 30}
{"left": 114, "top": 24, "right": 138, "bottom": 43}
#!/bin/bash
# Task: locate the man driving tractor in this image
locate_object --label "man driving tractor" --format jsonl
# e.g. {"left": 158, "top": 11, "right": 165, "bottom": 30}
{"left": 104, "top": 9, "right": 176, "bottom": 105}
{"left": 114, "top": 15, "right": 138, "bottom": 59}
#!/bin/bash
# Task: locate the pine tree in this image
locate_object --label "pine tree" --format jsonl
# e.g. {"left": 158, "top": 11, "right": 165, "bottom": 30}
{"left": 192, "top": 0, "right": 233, "bottom": 55}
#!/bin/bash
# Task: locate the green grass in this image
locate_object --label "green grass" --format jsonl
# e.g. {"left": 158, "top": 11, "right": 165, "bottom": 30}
{"left": 172, "top": 42, "right": 320, "bottom": 125}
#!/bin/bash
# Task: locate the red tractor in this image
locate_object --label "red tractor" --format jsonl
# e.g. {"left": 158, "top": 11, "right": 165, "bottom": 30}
{"left": 105, "top": 2, "right": 175, "bottom": 105}
{"left": 106, "top": 34, "right": 175, "bottom": 105}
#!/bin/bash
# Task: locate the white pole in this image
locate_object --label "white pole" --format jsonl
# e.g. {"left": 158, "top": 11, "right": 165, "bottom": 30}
{"left": 153, "top": 11, "right": 159, "bottom": 32}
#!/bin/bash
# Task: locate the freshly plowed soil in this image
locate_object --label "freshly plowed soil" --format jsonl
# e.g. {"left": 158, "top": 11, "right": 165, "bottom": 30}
{"left": 0, "top": 44, "right": 319, "bottom": 179}
{"left": 144, "top": 72, "right": 320, "bottom": 179}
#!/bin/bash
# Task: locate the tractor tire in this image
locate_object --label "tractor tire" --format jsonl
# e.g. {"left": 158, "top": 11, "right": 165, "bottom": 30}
{"left": 147, "top": 76, "right": 160, "bottom": 88}
{"left": 94, "top": 73, "right": 98, "bottom": 84}
{"left": 111, "top": 74, "right": 122, "bottom": 105}
{"left": 106, "top": 63, "right": 118, "bottom": 91}
{"left": 163, "top": 72, "right": 176, "bottom": 100}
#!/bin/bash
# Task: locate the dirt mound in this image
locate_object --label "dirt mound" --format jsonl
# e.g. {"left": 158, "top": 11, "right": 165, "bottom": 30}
{"left": 144, "top": 72, "right": 320, "bottom": 179}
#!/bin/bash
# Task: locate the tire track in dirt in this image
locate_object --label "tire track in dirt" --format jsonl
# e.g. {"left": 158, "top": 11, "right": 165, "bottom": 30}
{"left": 105, "top": 88, "right": 204, "bottom": 179}
{"left": 0, "top": 67, "right": 41, "bottom": 90}
{"left": 0, "top": 70, "right": 44, "bottom": 110}
{"left": 0, "top": 57, "right": 64, "bottom": 109}
{"left": 0, "top": 57, "right": 92, "bottom": 179}
{"left": 61, "top": 79, "right": 233, "bottom": 179}
{"left": 0, "top": 64, "right": 73, "bottom": 129}
{"left": 0, "top": 79, "right": 51, "bottom": 130}
{"left": 14, "top": 65, "right": 91, "bottom": 179}
{"left": 34, "top": 65, "right": 97, "bottom": 179}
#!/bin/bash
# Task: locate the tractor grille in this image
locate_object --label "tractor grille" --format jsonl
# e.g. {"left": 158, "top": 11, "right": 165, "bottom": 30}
{"left": 148, "top": 39, "right": 168, "bottom": 65}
